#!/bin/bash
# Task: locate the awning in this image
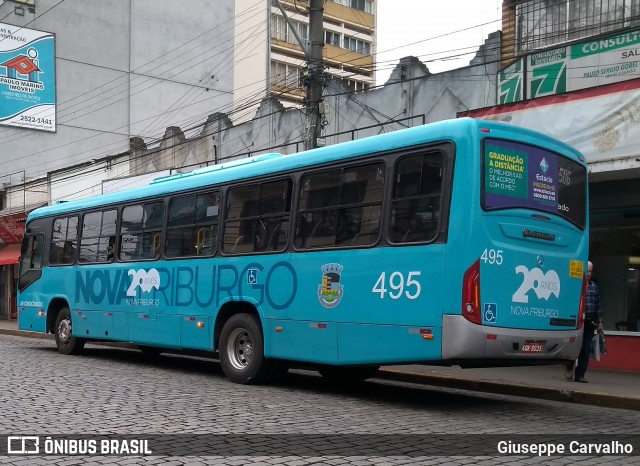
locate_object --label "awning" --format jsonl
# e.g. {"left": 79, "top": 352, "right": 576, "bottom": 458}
{"left": 0, "top": 243, "right": 21, "bottom": 266}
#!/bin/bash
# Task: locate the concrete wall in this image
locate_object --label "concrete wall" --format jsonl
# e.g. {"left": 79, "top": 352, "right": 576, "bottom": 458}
{"left": 233, "top": 0, "right": 269, "bottom": 123}
{"left": 2, "top": 9, "right": 499, "bottom": 207}
{"left": 50, "top": 153, "right": 132, "bottom": 202}
{"left": 129, "top": 0, "right": 235, "bottom": 138}
{"left": 113, "top": 30, "right": 499, "bottom": 180}
{"left": 0, "top": 0, "right": 234, "bottom": 181}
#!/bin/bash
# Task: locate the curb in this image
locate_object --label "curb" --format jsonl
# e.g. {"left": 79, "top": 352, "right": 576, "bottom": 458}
{"left": 3, "top": 327, "right": 639, "bottom": 412}
{"left": 375, "top": 370, "right": 640, "bottom": 412}
{"left": 0, "top": 328, "right": 53, "bottom": 340}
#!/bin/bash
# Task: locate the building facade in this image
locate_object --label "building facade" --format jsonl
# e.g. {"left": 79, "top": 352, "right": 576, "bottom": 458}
{"left": 464, "top": 0, "right": 640, "bottom": 367}
{"left": 233, "top": 0, "right": 375, "bottom": 122}
{"left": 0, "top": 0, "right": 501, "bottom": 321}
{"left": 0, "top": 0, "right": 236, "bottom": 317}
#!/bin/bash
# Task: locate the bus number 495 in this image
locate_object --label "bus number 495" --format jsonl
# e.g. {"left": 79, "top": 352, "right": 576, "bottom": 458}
{"left": 481, "top": 248, "right": 503, "bottom": 265}
{"left": 372, "top": 272, "right": 422, "bottom": 300}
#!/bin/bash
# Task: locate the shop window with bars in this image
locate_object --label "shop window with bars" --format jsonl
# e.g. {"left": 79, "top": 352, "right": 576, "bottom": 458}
{"left": 516, "top": 0, "right": 640, "bottom": 53}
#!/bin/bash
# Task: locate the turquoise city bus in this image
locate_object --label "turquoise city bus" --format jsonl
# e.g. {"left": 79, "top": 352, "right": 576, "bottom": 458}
{"left": 17, "top": 118, "right": 589, "bottom": 384}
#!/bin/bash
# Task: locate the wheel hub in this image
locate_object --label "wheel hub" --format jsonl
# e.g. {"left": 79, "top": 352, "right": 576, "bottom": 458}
{"left": 58, "top": 319, "right": 71, "bottom": 344}
{"left": 228, "top": 328, "right": 253, "bottom": 370}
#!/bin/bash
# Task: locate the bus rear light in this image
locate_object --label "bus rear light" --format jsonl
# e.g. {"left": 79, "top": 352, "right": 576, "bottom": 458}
{"left": 420, "top": 329, "right": 433, "bottom": 340}
{"left": 486, "top": 334, "right": 497, "bottom": 340}
{"left": 462, "top": 259, "right": 482, "bottom": 325}
{"left": 577, "top": 273, "right": 587, "bottom": 329}
{"left": 480, "top": 128, "right": 491, "bottom": 133}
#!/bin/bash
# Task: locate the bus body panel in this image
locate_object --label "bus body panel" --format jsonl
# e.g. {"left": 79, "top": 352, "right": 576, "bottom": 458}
{"left": 478, "top": 212, "right": 587, "bottom": 331}
{"left": 269, "top": 245, "right": 446, "bottom": 362}
{"left": 269, "top": 318, "right": 338, "bottom": 364}
{"left": 441, "top": 121, "right": 588, "bottom": 361}
{"left": 17, "top": 118, "right": 588, "bottom": 372}
{"left": 337, "top": 323, "right": 442, "bottom": 365}
{"left": 17, "top": 304, "right": 46, "bottom": 333}
{"left": 442, "top": 315, "right": 581, "bottom": 361}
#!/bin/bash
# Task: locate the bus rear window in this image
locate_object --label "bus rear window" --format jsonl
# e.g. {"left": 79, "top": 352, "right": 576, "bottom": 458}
{"left": 482, "top": 138, "right": 586, "bottom": 229}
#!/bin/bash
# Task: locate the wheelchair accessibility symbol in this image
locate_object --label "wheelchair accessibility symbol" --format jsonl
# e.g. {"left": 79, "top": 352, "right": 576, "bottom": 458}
{"left": 484, "top": 303, "right": 497, "bottom": 323}
{"left": 247, "top": 269, "right": 258, "bottom": 285}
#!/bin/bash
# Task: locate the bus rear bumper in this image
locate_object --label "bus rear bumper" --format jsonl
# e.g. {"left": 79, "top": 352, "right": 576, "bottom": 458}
{"left": 442, "top": 315, "right": 582, "bottom": 361}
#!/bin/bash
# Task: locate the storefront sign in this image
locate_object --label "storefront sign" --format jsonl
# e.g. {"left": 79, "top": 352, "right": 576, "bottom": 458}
{"left": 464, "top": 79, "right": 640, "bottom": 164}
{"left": 498, "top": 59, "right": 524, "bottom": 105}
{"left": 498, "top": 29, "right": 640, "bottom": 104}
{"left": 0, "top": 213, "right": 26, "bottom": 244}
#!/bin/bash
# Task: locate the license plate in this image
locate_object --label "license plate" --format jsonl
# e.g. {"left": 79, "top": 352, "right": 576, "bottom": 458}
{"left": 521, "top": 340, "right": 545, "bottom": 353}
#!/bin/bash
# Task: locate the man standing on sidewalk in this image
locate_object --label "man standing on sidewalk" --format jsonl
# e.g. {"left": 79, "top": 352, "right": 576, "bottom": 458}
{"left": 568, "top": 261, "right": 603, "bottom": 383}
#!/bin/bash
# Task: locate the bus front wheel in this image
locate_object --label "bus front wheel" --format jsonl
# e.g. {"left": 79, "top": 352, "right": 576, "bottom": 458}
{"left": 54, "top": 307, "right": 85, "bottom": 355}
{"left": 219, "top": 314, "right": 271, "bottom": 384}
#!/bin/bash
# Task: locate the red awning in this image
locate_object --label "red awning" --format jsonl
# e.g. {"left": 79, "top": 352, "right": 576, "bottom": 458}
{"left": 0, "top": 243, "right": 21, "bottom": 266}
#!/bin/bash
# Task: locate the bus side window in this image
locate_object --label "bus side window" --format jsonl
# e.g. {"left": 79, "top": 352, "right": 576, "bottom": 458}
{"left": 224, "top": 180, "right": 290, "bottom": 254}
{"left": 296, "top": 163, "right": 384, "bottom": 249}
{"left": 390, "top": 152, "right": 443, "bottom": 244}
{"left": 79, "top": 209, "right": 117, "bottom": 263}
{"left": 19, "top": 234, "right": 44, "bottom": 291}
{"left": 295, "top": 169, "right": 340, "bottom": 249}
{"left": 256, "top": 179, "right": 291, "bottom": 252}
{"left": 50, "top": 216, "right": 78, "bottom": 266}
{"left": 166, "top": 191, "right": 220, "bottom": 258}
{"left": 120, "top": 202, "right": 164, "bottom": 261}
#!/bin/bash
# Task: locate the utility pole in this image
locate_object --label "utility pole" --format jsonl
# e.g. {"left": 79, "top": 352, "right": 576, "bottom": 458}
{"left": 274, "top": 0, "right": 325, "bottom": 150}
{"left": 305, "top": 0, "right": 325, "bottom": 150}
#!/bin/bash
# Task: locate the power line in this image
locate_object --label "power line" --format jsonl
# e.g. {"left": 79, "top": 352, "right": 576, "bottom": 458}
{"left": 4, "top": 1, "right": 636, "bottom": 185}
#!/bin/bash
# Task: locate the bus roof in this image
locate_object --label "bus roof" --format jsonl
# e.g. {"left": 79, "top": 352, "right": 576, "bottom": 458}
{"left": 26, "top": 118, "right": 584, "bottom": 222}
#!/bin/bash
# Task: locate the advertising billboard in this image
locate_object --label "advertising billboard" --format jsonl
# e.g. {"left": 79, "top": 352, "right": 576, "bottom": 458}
{"left": 0, "top": 22, "right": 55, "bottom": 132}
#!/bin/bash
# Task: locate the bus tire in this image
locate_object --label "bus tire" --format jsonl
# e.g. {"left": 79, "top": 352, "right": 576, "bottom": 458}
{"left": 54, "top": 307, "right": 85, "bottom": 355}
{"left": 139, "top": 346, "right": 163, "bottom": 357}
{"left": 318, "top": 365, "right": 380, "bottom": 384}
{"left": 219, "top": 314, "right": 271, "bottom": 384}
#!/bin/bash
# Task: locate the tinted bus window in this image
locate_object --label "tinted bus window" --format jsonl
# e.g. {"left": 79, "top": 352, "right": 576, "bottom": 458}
{"left": 19, "top": 234, "right": 44, "bottom": 291}
{"left": 295, "top": 162, "right": 384, "bottom": 249}
{"left": 482, "top": 138, "right": 586, "bottom": 229}
{"left": 389, "top": 153, "right": 443, "bottom": 243}
{"left": 120, "top": 202, "right": 164, "bottom": 261}
{"left": 50, "top": 216, "right": 79, "bottom": 265}
{"left": 224, "top": 179, "right": 292, "bottom": 254}
{"left": 166, "top": 191, "right": 220, "bottom": 258}
{"left": 79, "top": 210, "right": 117, "bottom": 263}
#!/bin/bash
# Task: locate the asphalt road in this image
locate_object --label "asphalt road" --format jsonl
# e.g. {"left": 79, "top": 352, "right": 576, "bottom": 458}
{"left": 1, "top": 334, "right": 639, "bottom": 465}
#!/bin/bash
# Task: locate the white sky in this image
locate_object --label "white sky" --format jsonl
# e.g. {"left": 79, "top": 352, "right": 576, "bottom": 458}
{"left": 375, "top": 0, "right": 503, "bottom": 84}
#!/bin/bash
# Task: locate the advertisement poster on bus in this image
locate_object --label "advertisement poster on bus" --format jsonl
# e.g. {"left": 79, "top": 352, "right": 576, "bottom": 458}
{"left": 0, "top": 22, "right": 56, "bottom": 132}
{"left": 483, "top": 139, "right": 560, "bottom": 215}
{"left": 498, "top": 29, "right": 640, "bottom": 104}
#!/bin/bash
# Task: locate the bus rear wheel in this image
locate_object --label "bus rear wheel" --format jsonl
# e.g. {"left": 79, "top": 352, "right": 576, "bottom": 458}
{"left": 138, "top": 346, "right": 163, "bottom": 357}
{"left": 219, "top": 314, "right": 272, "bottom": 384}
{"left": 54, "top": 307, "right": 85, "bottom": 355}
{"left": 317, "top": 365, "right": 380, "bottom": 384}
